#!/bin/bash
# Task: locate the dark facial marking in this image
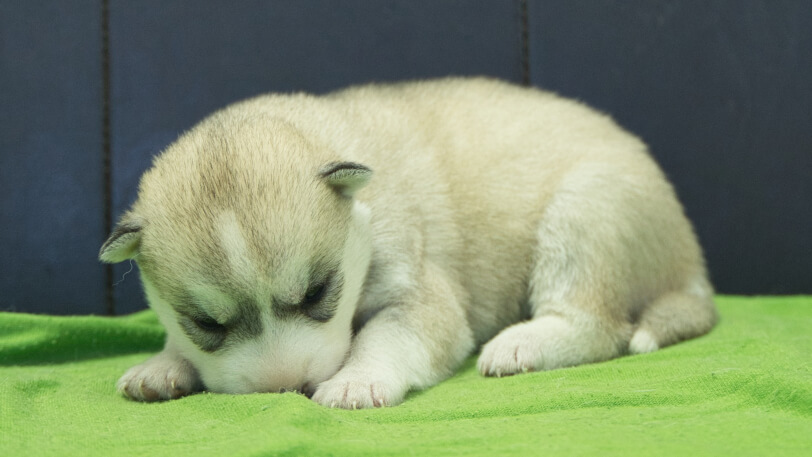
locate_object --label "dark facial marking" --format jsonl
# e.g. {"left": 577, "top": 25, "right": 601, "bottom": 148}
{"left": 175, "top": 294, "right": 262, "bottom": 353}
{"left": 179, "top": 312, "right": 228, "bottom": 353}
{"left": 274, "top": 269, "right": 344, "bottom": 323}
{"left": 227, "top": 297, "right": 263, "bottom": 339}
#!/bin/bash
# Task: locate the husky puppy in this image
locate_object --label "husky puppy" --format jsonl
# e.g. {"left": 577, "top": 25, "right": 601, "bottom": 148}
{"left": 100, "top": 77, "right": 717, "bottom": 409}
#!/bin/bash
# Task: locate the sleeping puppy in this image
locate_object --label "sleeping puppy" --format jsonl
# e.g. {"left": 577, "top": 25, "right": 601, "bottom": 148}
{"left": 100, "top": 77, "right": 718, "bottom": 409}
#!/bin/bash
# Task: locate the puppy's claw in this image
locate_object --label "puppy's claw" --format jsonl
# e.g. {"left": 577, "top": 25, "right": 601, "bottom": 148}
{"left": 117, "top": 352, "right": 202, "bottom": 402}
{"left": 312, "top": 375, "right": 403, "bottom": 409}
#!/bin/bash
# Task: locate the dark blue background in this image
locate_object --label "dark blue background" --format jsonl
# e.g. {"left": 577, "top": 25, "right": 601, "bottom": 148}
{"left": 2, "top": 1, "right": 810, "bottom": 315}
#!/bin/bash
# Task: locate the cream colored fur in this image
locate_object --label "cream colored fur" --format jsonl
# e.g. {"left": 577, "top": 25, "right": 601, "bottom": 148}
{"left": 101, "top": 77, "right": 717, "bottom": 409}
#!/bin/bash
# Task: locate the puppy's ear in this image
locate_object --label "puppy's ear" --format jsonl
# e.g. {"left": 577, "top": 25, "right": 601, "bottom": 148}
{"left": 99, "top": 213, "right": 143, "bottom": 263}
{"left": 319, "top": 162, "right": 372, "bottom": 198}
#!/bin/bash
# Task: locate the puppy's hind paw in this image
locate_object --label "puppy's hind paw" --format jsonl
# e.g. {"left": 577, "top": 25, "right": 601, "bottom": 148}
{"left": 628, "top": 329, "right": 659, "bottom": 354}
{"left": 477, "top": 325, "right": 540, "bottom": 377}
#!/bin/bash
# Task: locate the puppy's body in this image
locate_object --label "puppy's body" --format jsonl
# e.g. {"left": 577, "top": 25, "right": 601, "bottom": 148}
{"left": 101, "top": 78, "right": 717, "bottom": 408}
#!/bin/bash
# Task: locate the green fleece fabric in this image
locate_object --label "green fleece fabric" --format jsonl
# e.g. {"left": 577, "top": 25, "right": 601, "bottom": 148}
{"left": 1, "top": 296, "right": 810, "bottom": 456}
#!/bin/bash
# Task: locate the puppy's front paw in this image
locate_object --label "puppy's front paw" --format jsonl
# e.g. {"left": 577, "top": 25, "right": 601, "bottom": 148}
{"left": 311, "top": 370, "right": 404, "bottom": 409}
{"left": 117, "top": 353, "right": 201, "bottom": 402}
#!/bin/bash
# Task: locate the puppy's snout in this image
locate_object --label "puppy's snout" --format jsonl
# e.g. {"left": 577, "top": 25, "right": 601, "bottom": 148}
{"left": 237, "top": 370, "right": 303, "bottom": 395}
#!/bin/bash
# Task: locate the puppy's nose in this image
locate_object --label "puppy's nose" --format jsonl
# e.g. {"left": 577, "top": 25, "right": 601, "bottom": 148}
{"left": 301, "top": 382, "right": 315, "bottom": 398}
{"left": 276, "top": 383, "right": 312, "bottom": 397}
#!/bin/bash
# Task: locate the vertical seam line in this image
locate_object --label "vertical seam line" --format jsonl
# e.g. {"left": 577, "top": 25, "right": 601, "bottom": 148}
{"left": 520, "top": 0, "right": 531, "bottom": 86}
{"left": 102, "top": 0, "right": 115, "bottom": 315}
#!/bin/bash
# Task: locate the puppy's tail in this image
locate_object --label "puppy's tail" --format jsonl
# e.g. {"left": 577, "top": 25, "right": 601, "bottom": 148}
{"left": 628, "top": 277, "right": 718, "bottom": 354}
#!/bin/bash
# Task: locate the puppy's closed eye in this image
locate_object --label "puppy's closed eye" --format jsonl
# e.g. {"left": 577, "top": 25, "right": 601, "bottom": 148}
{"left": 302, "top": 283, "right": 326, "bottom": 307}
{"left": 298, "top": 273, "right": 343, "bottom": 323}
{"left": 193, "top": 315, "right": 227, "bottom": 333}
{"left": 179, "top": 312, "right": 229, "bottom": 353}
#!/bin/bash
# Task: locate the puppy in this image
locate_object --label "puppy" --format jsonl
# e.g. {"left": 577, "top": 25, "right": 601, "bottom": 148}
{"left": 100, "top": 77, "right": 717, "bottom": 409}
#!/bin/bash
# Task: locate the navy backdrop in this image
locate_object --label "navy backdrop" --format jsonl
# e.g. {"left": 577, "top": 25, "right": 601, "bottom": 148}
{"left": 1, "top": 0, "right": 810, "bottom": 315}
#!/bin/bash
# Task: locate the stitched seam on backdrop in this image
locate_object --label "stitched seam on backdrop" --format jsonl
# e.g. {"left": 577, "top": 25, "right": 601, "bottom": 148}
{"left": 519, "top": 0, "right": 531, "bottom": 86}
{"left": 101, "top": 0, "right": 115, "bottom": 315}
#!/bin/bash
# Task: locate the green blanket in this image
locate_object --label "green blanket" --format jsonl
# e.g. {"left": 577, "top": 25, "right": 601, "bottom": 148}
{"left": 1, "top": 296, "right": 810, "bottom": 456}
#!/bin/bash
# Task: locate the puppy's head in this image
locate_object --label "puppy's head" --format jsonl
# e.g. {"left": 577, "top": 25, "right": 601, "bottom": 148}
{"left": 100, "top": 113, "right": 372, "bottom": 395}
